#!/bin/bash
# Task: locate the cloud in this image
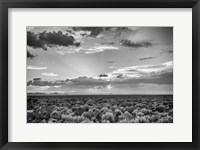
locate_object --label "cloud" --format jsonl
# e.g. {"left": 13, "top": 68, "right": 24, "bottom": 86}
{"left": 39, "top": 31, "right": 80, "bottom": 47}
{"left": 27, "top": 27, "right": 142, "bottom": 56}
{"left": 108, "top": 61, "right": 173, "bottom": 79}
{"left": 102, "top": 42, "right": 115, "bottom": 45}
{"left": 116, "top": 74, "right": 123, "bottom": 78}
{"left": 56, "top": 51, "right": 66, "bottom": 55}
{"left": 71, "top": 27, "right": 112, "bottom": 38}
{"left": 27, "top": 65, "right": 47, "bottom": 70}
{"left": 27, "top": 80, "right": 53, "bottom": 86}
{"left": 139, "top": 56, "right": 156, "bottom": 61}
{"left": 99, "top": 74, "right": 108, "bottom": 77}
{"left": 27, "top": 70, "right": 172, "bottom": 92}
{"left": 84, "top": 45, "right": 119, "bottom": 54}
{"left": 27, "top": 61, "right": 173, "bottom": 92}
{"left": 56, "top": 45, "right": 119, "bottom": 55}
{"left": 27, "top": 31, "right": 45, "bottom": 50}
{"left": 27, "top": 61, "right": 173, "bottom": 89}
{"left": 27, "top": 85, "right": 51, "bottom": 91}
{"left": 27, "top": 51, "right": 37, "bottom": 59}
{"left": 121, "top": 39, "right": 153, "bottom": 48}
{"left": 70, "top": 27, "right": 134, "bottom": 40}
{"left": 107, "top": 61, "right": 115, "bottom": 63}
{"left": 27, "top": 31, "right": 80, "bottom": 50}
{"left": 160, "top": 47, "right": 173, "bottom": 54}
{"left": 42, "top": 72, "right": 59, "bottom": 77}
{"left": 33, "top": 78, "right": 41, "bottom": 81}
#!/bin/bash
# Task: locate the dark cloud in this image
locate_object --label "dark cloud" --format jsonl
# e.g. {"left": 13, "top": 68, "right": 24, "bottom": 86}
{"left": 27, "top": 31, "right": 80, "bottom": 51}
{"left": 71, "top": 27, "right": 112, "bottom": 37}
{"left": 27, "top": 71, "right": 172, "bottom": 90}
{"left": 107, "top": 61, "right": 115, "bottom": 63}
{"left": 71, "top": 27, "right": 131, "bottom": 38}
{"left": 69, "top": 77, "right": 107, "bottom": 89}
{"left": 95, "top": 86, "right": 104, "bottom": 89}
{"left": 168, "top": 50, "right": 173, "bottom": 53}
{"left": 99, "top": 74, "right": 108, "bottom": 77}
{"left": 160, "top": 47, "right": 173, "bottom": 54}
{"left": 139, "top": 56, "right": 156, "bottom": 61}
{"left": 33, "top": 78, "right": 41, "bottom": 81}
{"left": 121, "top": 39, "right": 153, "bottom": 48}
{"left": 27, "top": 31, "right": 46, "bottom": 50}
{"left": 116, "top": 74, "right": 123, "bottom": 78}
{"left": 27, "top": 51, "right": 37, "bottom": 59}
{"left": 112, "top": 71, "right": 173, "bottom": 85}
{"left": 27, "top": 80, "right": 33, "bottom": 86}
{"left": 39, "top": 31, "right": 80, "bottom": 47}
{"left": 101, "top": 42, "right": 115, "bottom": 45}
{"left": 27, "top": 79, "right": 53, "bottom": 86}
{"left": 132, "top": 72, "right": 172, "bottom": 85}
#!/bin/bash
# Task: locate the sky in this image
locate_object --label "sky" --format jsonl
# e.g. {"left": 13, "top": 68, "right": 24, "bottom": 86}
{"left": 27, "top": 27, "right": 173, "bottom": 95}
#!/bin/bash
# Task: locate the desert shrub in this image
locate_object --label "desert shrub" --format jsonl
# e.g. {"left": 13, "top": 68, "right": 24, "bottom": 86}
{"left": 118, "top": 114, "right": 125, "bottom": 121}
{"left": 48, "top": 118, "right": 58, "bottom": 123}
{"left": 156, "top": 105, "right": 165, "bottom": 112}
{"left": 35, "top": 107, "right": 50, "bottom": 120}
{"left": 130, "top": 119, "right": 136, "bottom": 123}
{"left": 27, "top": 111, "right": 36, "bottom": 123}
{"left": 152, "top": 111, "right": 159, "bottom": 115}
{"left": 163, "top": 101, "right": 169, "bottom": 105}
{"left": 61, "top": 113, "right": 75, "bottom": 122}
{"left": 40, "top": 119, "right": 47, "bottom": 123}
{"left": 81, "top": 104, "right": 90, "bottom": 111}
{"left": 73, "top": 107, "right": 84, "bottom": 116}
{"left": 102, "top": 120, "right": 111, "bottom": 123}
{"left": 91, "top": 117, "right": 99, "bottom": 123}
{"left": 52, "top": 105, "right": 60, "bottom": 112}
{"left": 82, "top": 111, "right": 93, "bottom": 119}
{"left": 81, "top": 118, "right": 92, "bottom": 123}
{"left": 148, "top": 115, "right": 159, "bottom": 123}
{"left": 124, "top": 111, "right": 133, "bottom": 120}
{"left": 119, "top": 119, "right": 129, "bottom": 123}
{"left": 168, "top": 109, "right": 173, "bottom": 117}
{"left": 139, "top": 104, "right": 148, "bottom": 109}
{"left": 125, "top": 102, "right": 132, "bottom": 107}
{"left": 27, "top": 98, "right": 39, "bottom": 110}
{"left": 60, "top": 108, "right": 72, "bottom": 115}
{"left": 90, "top": 108, "right": 100, "bottom": 117}
{"left": 27, "top": 103, "right": 34, "bottom": 110}
{"left": 125, "top": 106, "right": 134, "bottom": 114}
{"left": 132, "top": 109, "right": 139, "bottom": 118}
{"left": 101, "top": 107, "right": 110, "bottom": 113}
{"left": 27, "top": 95, "right": 173, "bottom": 123}
{"left": 102, "top": 112, "right": 115, "bottom": 123}
{"left": 158, "top": 116, "right": 173, "bottom": 123}
{"left": 140, "top": 108, "right": 153, "bottom": 115}
{"left": 159, "top": 112, "right": 168, "bottom": 118}
{"left": 50, "top": 110, "right": 61, "bottom": 120}
{"left": 134, "top": 116, "right": 149, "bottom": 123}
{"left": 114, "top": 109, "right": 122, "bottom": 122}
{"left": 112, "top": 105, "right": 118, "bottom": 110}
{"left": 115, "top": 109, "right": 122, "bottom": 116}
{"left": 73, "top": 116, "right": 85, "bottom": 123}
{"left": 136, "top": 112, "right": 144, "bottom": 117}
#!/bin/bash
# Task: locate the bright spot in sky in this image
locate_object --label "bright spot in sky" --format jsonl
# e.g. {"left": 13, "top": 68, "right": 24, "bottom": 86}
{"left": 107, "top": 84, "right": 112, "bottom": 90}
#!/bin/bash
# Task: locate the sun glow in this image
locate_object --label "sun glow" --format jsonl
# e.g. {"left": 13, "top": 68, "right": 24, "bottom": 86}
{"left": 107, "top": 84, "right": 112, "bottom": 90}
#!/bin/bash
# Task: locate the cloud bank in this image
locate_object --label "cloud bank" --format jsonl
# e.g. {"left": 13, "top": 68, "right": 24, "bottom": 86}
{"left": 27, "top": 61, "right": 173, "bottom": 94}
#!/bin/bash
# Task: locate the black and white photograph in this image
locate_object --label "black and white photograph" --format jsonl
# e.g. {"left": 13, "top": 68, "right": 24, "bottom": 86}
{"left": 27, "top": 26, "right": 173, "bottom": 123}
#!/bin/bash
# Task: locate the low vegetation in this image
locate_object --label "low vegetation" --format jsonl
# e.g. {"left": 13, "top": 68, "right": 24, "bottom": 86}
{"left": 27, "top": 95, "right": 173, "bottom": 123}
